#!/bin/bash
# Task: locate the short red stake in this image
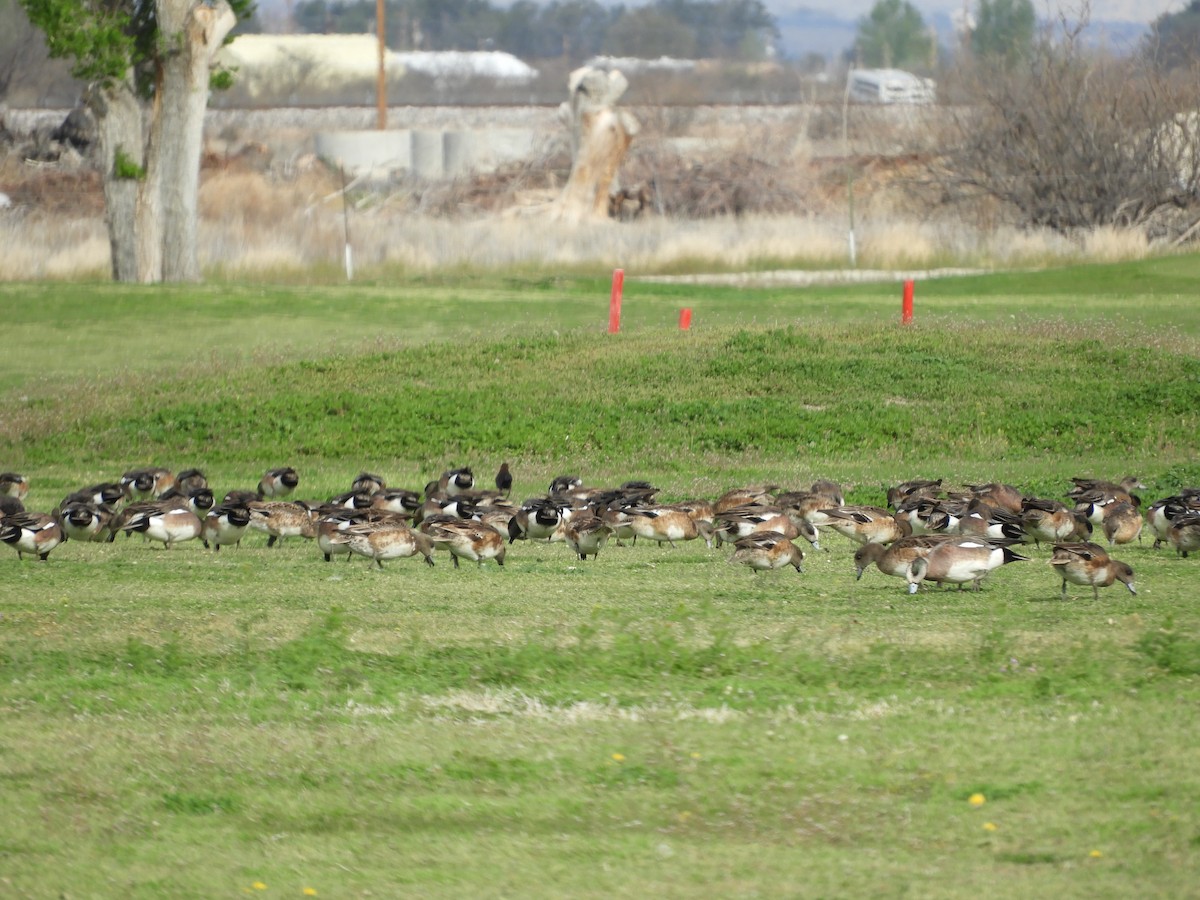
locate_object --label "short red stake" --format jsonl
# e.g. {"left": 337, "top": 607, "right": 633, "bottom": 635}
{"left": 901, "top": 279, "right": 914, "bottom": 325}
{"left": 679, "top": 307, "right": 692, "bottom": 330}
{"left": 608, "top": 268, "right": 624, "bottom": 333}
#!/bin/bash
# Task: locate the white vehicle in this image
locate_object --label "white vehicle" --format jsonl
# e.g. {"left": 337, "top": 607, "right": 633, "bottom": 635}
{"left": 847, "top": 68, "right": 936, "bottom": 105}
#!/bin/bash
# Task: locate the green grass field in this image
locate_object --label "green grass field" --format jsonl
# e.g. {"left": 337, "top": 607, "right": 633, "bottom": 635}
{"left": 1, "top": 257, "right": 1198, "bottom": 898}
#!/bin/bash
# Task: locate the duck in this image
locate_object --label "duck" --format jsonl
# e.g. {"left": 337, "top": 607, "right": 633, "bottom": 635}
{"left": 625, "top": 505, "right": 715, "bottom": 548}
{"left": 1021, "top": 497, "right": 1090, "bottom": 546}
{"left": 370, "top": 487, "right": 422, "bottom": 518}
{"left": 121, "top": 467, "right": 176, "bottom": 500}
{"left": 422, "top": 518, "right": 506, "bottom": 568}
{"left": 562, "top": 514, "right": 613, "bottom": 560}
{"left": 885, "top": 478, "right": 942, "bottom": 510}
{"left": 495, "top": 463, "right": 513, "bottom": 498}
{"left": 258, "top": 466, "right": 300, "bottom": 498}
{"left": 714, "top": 485, "right": 779, "bottom": 515}
{"left": 59, "top": 482, "right": 127, "bottom": 511}
{"left": 1101, "top": 501, "right": 1143, "bottom": 546}
{"left": 905, "top": 538, "right": 1027, "bottom": 593}
{"left": 248, "top": 500, "right": 317, "bottom": 546}
{"left": 1145, "top": 492, "right": 1200, "bottom": 549}
{"left": 1067, "top": 476, "right": 1143, "bottom": 505}
{"left": 58, "top": 502, "right": 114, "bottom": 542}
{"left": 0, "top": 472, "right": 30, "bottom": 501}
{"left": 201, "top": 503, "right": 254, "bottom": 551}
{"left": 1168, "top": 513, "right": 1200, "bottom": 558}
{"left": 119, "top": 504, "right": 202, "bottom": 549}
{"left": 351, "top": 471, "right": 387, "bottom": 495}
{"left": 854, "top": 533, "right": 956, "bottom": 581}
{"left": 333, "top": 520, "right": 436, "bottom": 569}
{"left": 508, "top": 498, "right": 570, "bottom": 543}
{"left": 174, "top": 468, "right": 209, "bottom": 494}
{"left": 0, "top": 494, "right": 25, "bottom": 518}
{"left": 1048, "top": 542, "right": 1137, "bottom": 599}
{"left": 954, "top": 500, "right": 1026, "bottom": 541}
{"left": 728, "top": 530, "right": 805, "bottom": 574}
{"left": 964, "top": 482, "right": 1023, "bottom": 515}
{"left": 0, "top": 511, "right": 65, "bottom": 560}
{"left": 713, "top": 505, "right": 820, "bottom": 549}
{"left": 438, "top": 467, "right": 475, "bottom": 497}
{"left": 819, "top": 505, "right": 907, "bottom": 545}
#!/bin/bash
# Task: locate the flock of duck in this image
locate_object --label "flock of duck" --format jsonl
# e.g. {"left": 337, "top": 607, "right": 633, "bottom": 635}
{"left": 1, "top": 465, "right": 1199, "bottom": 597}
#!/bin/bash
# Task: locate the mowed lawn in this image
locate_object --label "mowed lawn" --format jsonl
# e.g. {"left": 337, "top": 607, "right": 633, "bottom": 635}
{"left": 0, "top": 257, "right": 1198, "bottom": 898}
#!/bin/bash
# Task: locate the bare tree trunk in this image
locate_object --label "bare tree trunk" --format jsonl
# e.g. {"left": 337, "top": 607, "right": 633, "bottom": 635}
{"left": 555, "top": 67, "right": 639, "bottom": 222}
{"left": 157, "top": 0, "right": 236, "bottom": 282}
{"left": 86, "top": 80, "right": 144, "bottom": 282}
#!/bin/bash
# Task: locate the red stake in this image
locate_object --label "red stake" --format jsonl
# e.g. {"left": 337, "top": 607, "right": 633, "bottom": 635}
{"left": 679, "top": 307, "right": 692, "bottom": 330}
{"left": 902, "top": 279, "right": 914, "bottom": 325}
{"left": 608, "top": 269, "right": 624, "bottom": 333}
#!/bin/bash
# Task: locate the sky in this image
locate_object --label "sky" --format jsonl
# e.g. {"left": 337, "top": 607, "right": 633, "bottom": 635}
{"left": 767, "top": 0, "right": 1183, "bottom": 23}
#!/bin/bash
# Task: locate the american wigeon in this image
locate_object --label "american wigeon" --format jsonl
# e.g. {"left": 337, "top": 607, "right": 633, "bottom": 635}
{"left": 201, "top": 503, "right": 253, "bottom": 551}
{"left": 0, "top": 511, "right": 64, "bottom": 560}
{"left": 905, "top": 538, "right": 1026, "bottom": 593}
{"left": 58, "top": 502, "right": 114, "bottom": 542}
{"left": 728, "top": 530, "right": 804, "bottom": 574}
{"left": 1168, "top": 513, "right": 1200, "bottom": 558}
{"left": 1048, "top": 542, "right": 1136, "bottom": 599}
{"left": 258, "top": 467, "right": 300, "bottom": 498}
{"left": 119, "top": 504, "right": 203, "bottom": 549}
{"left": 563, "top": 513, "right": 613, "bottom": 560}
{"left": 248, "top": 500, "right": 317, "bottom": 546}
{"left": 1101, "top": 501, "right": 1143, "bottom": 546}
{"left": 853, "top": 534, "right": 955, "bottom": 581}
{"left": 333, "top": 520, "right": 436, "bottom": 569}
{"left": 121, "top": 467, "right": 176, "bottom": 500}
{"left": 422, "top": 518, "right": 506, "bottom": 568}
{"left": 626, "top": 505, "right": 715, "bottom": 548}
{"left": 819, "top": 506, "right": 908, "bottom": 545}
{"left": 0, "top": 472, "right": 30, "bottom": 500}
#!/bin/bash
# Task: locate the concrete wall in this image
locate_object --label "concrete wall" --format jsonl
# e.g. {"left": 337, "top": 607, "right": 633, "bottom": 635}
{"left": 315, "top": 128, "right": 540, "bottom": 179}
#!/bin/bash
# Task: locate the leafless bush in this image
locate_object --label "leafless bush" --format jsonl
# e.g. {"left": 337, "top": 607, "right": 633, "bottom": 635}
{"left": 929, "top": 20, "right": 1200, "bottom": 240}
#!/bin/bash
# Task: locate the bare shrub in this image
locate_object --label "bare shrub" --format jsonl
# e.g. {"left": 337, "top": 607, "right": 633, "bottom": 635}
{"left": 930, "top": 15, "right": 1200, "bottom": 240}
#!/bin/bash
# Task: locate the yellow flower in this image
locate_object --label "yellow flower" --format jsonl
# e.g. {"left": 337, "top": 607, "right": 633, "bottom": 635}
{"left": 968, "top": 793, "right": 986, "bottom": 807}
{"left": 983, "top": 822, "right": 998, "bottom": 832}
{"left": 690, "top": 752, "right": 701, "bottom": 760}
{"left": 611, "top": 753, "right": 625, "bottom": 762}
{"left": 1090, "top": 849, "right": 1103, "bottom": 859}
{"left": 303, "top": 890, "right": 318, "bottom": 897}
{"left": 252, "top": 883, "right": 267, "bottom": 891}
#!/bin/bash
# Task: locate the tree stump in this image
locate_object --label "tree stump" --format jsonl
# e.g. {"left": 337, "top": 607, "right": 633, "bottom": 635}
{"left": 554, "top": 66, "right": 639, "bottom": 222}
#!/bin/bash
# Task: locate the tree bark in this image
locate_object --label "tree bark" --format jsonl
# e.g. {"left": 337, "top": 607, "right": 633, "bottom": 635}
{"left": 555, "top": 67, "right": 639, "bottom": 222}
{"left": 157, "top": 0, "right": 236, "bottom": 282}
{"left": 86, "top": 79, "right": 144, "bottom": 282}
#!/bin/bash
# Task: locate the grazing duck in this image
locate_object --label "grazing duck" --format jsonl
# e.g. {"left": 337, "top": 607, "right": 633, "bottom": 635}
{"left": 1102, "top": 501, "right": 1143, "bottom": 546}
{"left": 119, "top": 504, "right": 202, "bottom": 549}
{"left": 423, "top": 518, "right": 506, "bottom": 568}
{"left": 625, "top": 506, "right": 714, "bottom": 548}
{"left": 0, "top": 472, "right": 30, "bottom": 501}
{"left": 854, "top": 534, "right": 955, "bottom": 581}
{"left": 905, "top": 538, "right": 1027, "bottom": 593}
{"left": 1168, "top": 513, "right": 1200, "bottom": 558}
{"left": 1067, "top": 476, "right": 1143, "bottom": 505}
{"left": 1021, "top": 497, "right": 1089, "bottom": 546}
{"left": 0, "top": 512, "right": 64, "bottom": 560}
{"left": 202, "top": 503, "right": 253, "bottom": 551}
{"left": 714, "top": 506, "right": 820, "bottom": 549}
{"left": 1048, "top": 542, "right": 1136, "bottom": 599}
{"left": 548, "top": 474, "right": 584, "bottom": 495}
{"left": 728, "top": 530, "right": 805, "bottom": 574}
{"left": 333, "top": 520, "right": 435, "bottom": 569}
{"left": 495, "top": 463, "right": 513, "bottom": 498}
{"left": 351, "top": 472, "right": 386, "bottom": 495}
{"left": 508, "top": 498, "right": 570, "bottom": 543}
{"left": 819, "top": 506, "right": 907, "bottom": 545}
{"left": 58, "top": 502, "right": 114, "bottom": 542}
{"left": 886, "top": 478, "right": 942, "bottom": 510}
{"left": 122, "top": 467, "right": 176, "bottom": 500}
{"left": 563, "top": 514, "right": 613, "bottom": 560}
{"left": 965, "top": 482, "right": 1023, "bottom": 516}
{"left": 1145, "top": 493, "right": 1200, "bottom": 549}
{"left": 954, "top": 500, "right": 1026, "bottom": 541}
{"left": 0, "top": 494, "right": 25, "bottom": 518}
{"left": 258, "top": 467, "right": 300, "bottom": 498}
{"left": 59, "top": 483, "right": 125, "bottom": 511}
{"left": 438, "top": 467, "right": 475, "bottom": 497}
{"left": 714, "top": 485, "right": 779, "bottom": 515}
{"left": 174, "top": 468, "right": 208, "bottom": 494}
{"left": 367, "top": 487, "right": 420, "bottom": 517}
{"left": 248, "top": 501, "right": 317, "bottom": 546}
